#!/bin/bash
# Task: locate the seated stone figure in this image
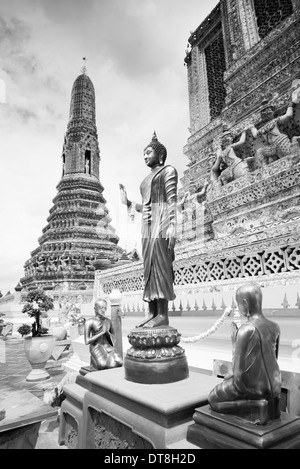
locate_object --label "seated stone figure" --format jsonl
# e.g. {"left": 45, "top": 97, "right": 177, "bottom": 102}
{"left": 208, "top": 283, "right": 281, "bottom": 425}
{"left": 84, "top": 298, "right": 123, "bottom": 370}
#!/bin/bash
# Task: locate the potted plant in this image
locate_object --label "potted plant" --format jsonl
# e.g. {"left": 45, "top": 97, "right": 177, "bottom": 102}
{"left": 21, "top": 289, "right": 56, "bottom": 382}
{"left": 17, "top": 324, "right": 32, "bottom": 337}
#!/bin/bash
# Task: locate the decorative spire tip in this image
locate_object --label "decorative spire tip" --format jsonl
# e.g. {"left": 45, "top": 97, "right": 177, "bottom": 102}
{"left": 81, "top": 57, "right": 87, "bottom": 75}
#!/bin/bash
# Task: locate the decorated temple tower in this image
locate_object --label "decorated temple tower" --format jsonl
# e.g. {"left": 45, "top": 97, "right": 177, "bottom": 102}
{"left": 20, "top": 69, "right": 124, "bottom": 294}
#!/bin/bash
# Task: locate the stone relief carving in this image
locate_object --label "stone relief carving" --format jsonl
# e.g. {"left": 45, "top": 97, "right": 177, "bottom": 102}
{"left": 66, "top": 412, "right": 153, "bottom": 449}
{"left": 209, "top": 125, "right": 251, "bottom": 188}
{"left": 249, "top": 96, "right": 300, "bottom": 167}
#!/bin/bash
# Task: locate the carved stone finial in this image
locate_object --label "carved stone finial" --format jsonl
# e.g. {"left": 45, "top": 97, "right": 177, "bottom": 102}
{"left": 81, "top": 57, "right": 87, "bottom": 75}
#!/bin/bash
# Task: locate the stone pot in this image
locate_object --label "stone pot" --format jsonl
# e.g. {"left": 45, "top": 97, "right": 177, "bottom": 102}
{"left": 69, "top": 325, "right": 79, "bottom": 340}
{"left": 93, "top": 258, "right": 111, "bottom": 270}
{"left": 51, "top": 325, "right": 67, "bottom": 341}
{"left": 24, "top": 335, "right": 56, "bottom": 382}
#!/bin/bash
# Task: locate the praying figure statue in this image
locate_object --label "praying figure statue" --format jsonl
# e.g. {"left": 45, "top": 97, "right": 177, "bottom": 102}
{"left": 84, "top": 298, "right": 123, "bottom": 370}
{"left": 208, "top": 283, "right": 281, "bottom": 425}
{"left": 120, "top": 131, "right": 178, "bottom": 328}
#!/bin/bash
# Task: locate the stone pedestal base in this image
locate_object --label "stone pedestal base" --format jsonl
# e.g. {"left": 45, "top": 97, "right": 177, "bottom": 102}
{"left": 26, "top": 368, "right": 51, "bottom": 382}
{"left": 187, "top": 404, "right": 300, "bottom": 449}
{"left": 74, "top": 368, "right": 221, "bottom": 449}
{"left": 0, "top": 389, "right": 57, "bottom": 449}
{"left": 125, "top": 354, "right": 189, "bottom": 384}
{"left": 125, "top": 326, "right": 189, "bottom": 384}
{"left": 79, "top": 365, "right": 95, "bottom": 376}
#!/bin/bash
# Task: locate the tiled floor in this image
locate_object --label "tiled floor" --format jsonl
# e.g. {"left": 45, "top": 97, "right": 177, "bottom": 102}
{"left": 0, "top": 335, "right": 70, "bottom": 449}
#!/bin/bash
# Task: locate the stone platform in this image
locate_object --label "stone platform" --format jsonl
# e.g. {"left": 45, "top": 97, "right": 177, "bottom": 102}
{"left": 187, "top": 404, "right": 300, "bottom": 449}
{"left": 66, "top": 367, "right": 221, "bottom": 449}
{"left": 0, "top": 389, "right": 58, "bottom": 449}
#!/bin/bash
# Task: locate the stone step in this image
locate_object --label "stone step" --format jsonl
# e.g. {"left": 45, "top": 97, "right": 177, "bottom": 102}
{"left": 167, "top": 438, "right": 199, "bottom": 449}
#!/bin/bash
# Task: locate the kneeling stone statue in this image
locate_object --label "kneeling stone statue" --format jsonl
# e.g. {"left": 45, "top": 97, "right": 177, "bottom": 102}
{"left": 208, "top": 282, "right": 281, "bottom": 425}
{"left": 84, "top": 299, "right": 123, "bottom": 370}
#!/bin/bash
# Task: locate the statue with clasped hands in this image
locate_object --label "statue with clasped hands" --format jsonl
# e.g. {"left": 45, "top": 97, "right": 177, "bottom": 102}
{"left": 208, "top": 283, "right": 281, "bottom": 425}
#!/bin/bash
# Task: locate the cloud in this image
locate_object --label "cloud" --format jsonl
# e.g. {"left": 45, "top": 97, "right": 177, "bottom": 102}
{"left": 0, "top": 14, "right": 31, "bottom": 53}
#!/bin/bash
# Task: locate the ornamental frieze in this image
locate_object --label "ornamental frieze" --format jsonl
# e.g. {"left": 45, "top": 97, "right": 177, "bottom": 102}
{"left": 184, "top": 123, "right": 221, "bottom": 155}
{"left": 185, "top": 144, "right": 214, "bottom": 165}
{"left": 222, "top": 60, "right": 300, "bottom": 124}
{"left": 227, "top": 45, "right": 300, "bottom": 106}
{"left": 207, "top": 155, "right": 299, "bottom": 201}
{"left": 208, "top": 170, "right": 300, "bottom": 216}
{"left": 185, "top": 116, "right": 222, "bottom": 147}
{"left": 212, "top": 193, "right": 300, "bottom": 226}
{"left": 95, "top": 217, "right": 300, "bottom": 293}
{"left": 175, "top": 217, "right": 300, "bottom": 260}
{"left": 225, "top": 22, "right": 300, "bottom": 96}
{"left": 96, "top": 240, "right": 300, "bottom": 293}
{"left": 224, "top": 11, "right": 300, "bottom": 81}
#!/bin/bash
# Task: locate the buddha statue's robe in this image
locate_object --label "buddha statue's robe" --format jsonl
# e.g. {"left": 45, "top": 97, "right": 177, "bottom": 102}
{"left": 140, "top": 165, "right": 177, "bottom": 302}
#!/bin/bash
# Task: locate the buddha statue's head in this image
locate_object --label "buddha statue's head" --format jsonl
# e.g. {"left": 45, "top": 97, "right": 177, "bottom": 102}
{"left": 144, "top": 131, "right": 167, "bottom": 167}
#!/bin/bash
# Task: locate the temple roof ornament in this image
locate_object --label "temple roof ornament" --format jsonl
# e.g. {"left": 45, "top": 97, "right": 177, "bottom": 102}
{"left": 68, "top": 72, "right": 95, "bottom": 127}
{"left": 81, "top": 57, "right": 87, "bottom": 75}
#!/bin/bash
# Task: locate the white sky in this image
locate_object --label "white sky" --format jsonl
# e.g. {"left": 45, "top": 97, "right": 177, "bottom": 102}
{"left": 0, "top": 0, "right": 219, "bottom": 294}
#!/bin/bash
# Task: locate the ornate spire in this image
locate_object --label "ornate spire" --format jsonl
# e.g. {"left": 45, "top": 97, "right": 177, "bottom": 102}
{"left": 68, "top": 69, "right": 96, "bottom": 129}
{"left": 19, "top": 70, "right": 124, "bottom": 293}
{"left": 81, "top": 57, "right": 87, "bottom": 75}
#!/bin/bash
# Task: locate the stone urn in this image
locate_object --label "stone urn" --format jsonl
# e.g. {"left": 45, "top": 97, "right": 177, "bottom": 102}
{"left": 93, "top": 257, "right": 111, "bottom": 271}
{"left": 24, "top": 335, "right": 56, "bottom": 382}
{"left": 51, "top": 325, "right": 67, "bottom": 341}
{"left": 69, "top": 325, "right": 79, "bottom": 340}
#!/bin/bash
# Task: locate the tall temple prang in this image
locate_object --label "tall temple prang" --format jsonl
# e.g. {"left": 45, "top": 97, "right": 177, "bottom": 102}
{"left": 19, "top": 70, "right": 124, "bottom": 294}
